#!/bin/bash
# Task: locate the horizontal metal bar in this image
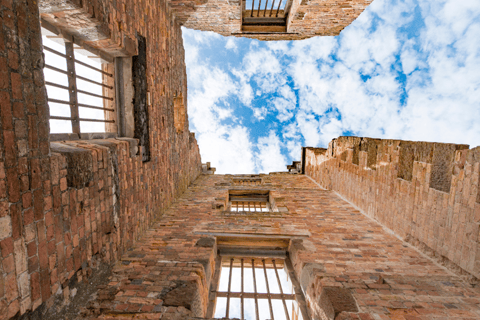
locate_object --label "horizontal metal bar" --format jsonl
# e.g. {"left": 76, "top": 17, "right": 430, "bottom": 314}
{"left": 46, "top": 82, "right": 113, "bottom": 101}
{"left": 74, "top": 59, "right": 113, "bottom": 77}
{"left": 77, "top": 88, "right": 114, "bottom": 101}
{"left": 45, "top": 81, "right": 69, "bottom": 91}
{"left": 48, "top": 98, "right": 114, "bottom": 112}
{"left": 44, "top": 45, "right": 113, "bottom": 77}
{"left": 216, "top": 292, "right": 296, "bottom": 300}
{"left": 50, "top": 116, "right": 115, "bottom": 123}
{"left": 43, "top": 45, "right": 68, "bottom": 59}
{"left": 45, "top": 64, "right": 69, "bottom": 75}
{"left": 47, "top": 98, "right": 71, "bottom": 105}
{"left": 76, "top": 74, "right": 113, "bottom": 89}
{"left": 78, "top": 103, "right": 115, "bottom": 112}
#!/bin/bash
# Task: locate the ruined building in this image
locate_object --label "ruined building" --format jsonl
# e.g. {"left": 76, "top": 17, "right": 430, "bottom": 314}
{"left": 0, "top": 0, "right": 479, "bottom": 319}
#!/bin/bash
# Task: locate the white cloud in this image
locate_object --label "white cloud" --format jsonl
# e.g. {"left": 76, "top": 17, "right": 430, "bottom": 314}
{"left": 225, "top": 37, "right": 238, "bottom": 51}
{"left": 255, "top": 131, "right": 287, "bottom": 172}
{"left": 182, "top": 0, "right": 480, "bottom": 174}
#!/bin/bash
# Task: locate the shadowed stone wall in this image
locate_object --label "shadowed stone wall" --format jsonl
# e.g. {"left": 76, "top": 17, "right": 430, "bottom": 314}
{"left": 0, "top": 0, "right": 202, "bottom": 317}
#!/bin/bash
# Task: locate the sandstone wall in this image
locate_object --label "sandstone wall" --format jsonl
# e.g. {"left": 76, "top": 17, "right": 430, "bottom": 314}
{"left": 304, "top": 136, "right": 480, "bottom": 282}
{"left": 88, "top": 174, "right": 480, "bottom": 319}
{"left": 174, "top": 0, "right": 374, "bottom": 41}
{"left": 0, "top": 0, "right": 202, "bottom": 318}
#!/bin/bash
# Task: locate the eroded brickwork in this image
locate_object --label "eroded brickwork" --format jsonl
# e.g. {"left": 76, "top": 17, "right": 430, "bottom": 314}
{"left": 84, "top": 174, "right": 480, "bottom": 319}
{"left": 177, "top": 0, "right": 374, "bottom": 41}
{"left": 0, "top": 0, "right": 202, "bottom": 318}
{"left": 304, "top": 136, "right": 480, "bottom": 283}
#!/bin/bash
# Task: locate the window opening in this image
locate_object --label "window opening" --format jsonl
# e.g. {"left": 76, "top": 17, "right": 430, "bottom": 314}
{"left": 212, "top": 256, "right": 305, "bottom": 320}
{"left": 229, "top": 191, "right": 271, "bottom": 212}
{"left": 242, "top": 0, "right": 290, "bottom": 33}
{"left": 42, "top": 27, "right": 116, "bottom": 136}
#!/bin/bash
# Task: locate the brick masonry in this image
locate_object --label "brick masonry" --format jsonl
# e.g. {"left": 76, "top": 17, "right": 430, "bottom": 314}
{"left": 304, "top": 136, "right": 480, "bottom": 282}
{"left": 0, "top": 0, "right": 202, "bottom": 318}
{"left": 177, "top": 0, "right": 374, "bottom": 41}
{"left": 84, "top": 173, "right": 480, "bottom": 319}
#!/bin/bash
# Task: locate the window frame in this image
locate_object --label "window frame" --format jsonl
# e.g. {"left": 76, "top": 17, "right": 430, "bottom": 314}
{"left": 241, "top": 0, "right": 294, "bottom": 33}
{"left": 206, "top": 246, "right": 310, "bottom": 320}
{"left": 41, "top": 20, "right": 122, "bottom": 141}
{"left": 227, "top": 190, "right": 277, "bottom": 213}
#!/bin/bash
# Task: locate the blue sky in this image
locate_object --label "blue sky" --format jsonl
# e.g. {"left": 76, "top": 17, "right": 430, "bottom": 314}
{"left": 182, "top": 0, "right": 480, "bottom": 174}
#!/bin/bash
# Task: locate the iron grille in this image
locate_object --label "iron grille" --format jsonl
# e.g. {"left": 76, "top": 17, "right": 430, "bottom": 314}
{"left": 212, "top": 256, "right": 305, "bottom": 320}
{"left": 42, "top": 29, "right": 115, "bottom": 136}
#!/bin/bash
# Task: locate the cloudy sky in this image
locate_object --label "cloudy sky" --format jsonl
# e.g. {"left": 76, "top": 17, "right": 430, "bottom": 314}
{"left": 182, "top": 0, "right": 480, "bottom": 174}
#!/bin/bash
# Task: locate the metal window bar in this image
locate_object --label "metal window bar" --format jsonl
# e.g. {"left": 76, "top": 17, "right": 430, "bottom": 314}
{"left": 43, "top": 40, "right": 115, "bottom": 136}
{"left": 213, "top": 257, "right": 300, "bottom": 320}
{"left": 245, "top": 0, "right": 285, "bottom": 17}
{"left": 231, "top": 201, "right": 270, "bottom": 213}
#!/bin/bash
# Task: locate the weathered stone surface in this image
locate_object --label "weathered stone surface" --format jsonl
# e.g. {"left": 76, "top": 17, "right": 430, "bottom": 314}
{"left": 305, "top": 136, "right": 480, "bottom": 280}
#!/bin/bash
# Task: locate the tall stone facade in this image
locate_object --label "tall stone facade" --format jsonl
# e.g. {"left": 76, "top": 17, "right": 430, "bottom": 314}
{"left": 305, "top": 137, "right": 480, "bottom": 280}
{"left": 0, "top": 0, "right": 479, "bottom": 319}
{"left": 0, "top": 0, "right": 201, "bottom": 318}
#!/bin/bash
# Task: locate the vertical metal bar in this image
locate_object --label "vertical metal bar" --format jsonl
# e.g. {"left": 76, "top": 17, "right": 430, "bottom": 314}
{"left": 241, "top": 258, "right": 244, "bottom": 320}
{"left": 269, "top": 0, "right": 274, "bottom": 17}
{"left": 252, "top": 259, "right": 260, "bottom": 320}
{"left": 251, "top": 0, "right": 254, "bottom": 17}
{"left": 273, "top": 260, "right": 290, "bottom": 320}
{"left": 276, "top": 0, "right": 283, "bottom": 17}
{"left": 263, "top": 259, "right": 275, "bottom": 320}
{"left": 256, "top": 0, "right": 261, "bottom": 17}
{"left": 263, "top": 0, "right": 268, "bottom": 16}
{"left": 65, "top": 41, "right": 81, "bottom": 136}
{"left": 226, "top": 258, "right": 233, "bottom": 318}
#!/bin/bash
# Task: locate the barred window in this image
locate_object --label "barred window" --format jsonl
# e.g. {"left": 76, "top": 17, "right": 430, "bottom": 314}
{"left": 41, "top": 26, "right": 116, "bottom": 138}
{"left": 229, "top": 191, "right": 272, "bottom": 213}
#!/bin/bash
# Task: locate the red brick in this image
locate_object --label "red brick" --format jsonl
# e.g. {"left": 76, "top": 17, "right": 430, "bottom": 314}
{"left": 7, "top": 50, "right": 18, "bottom": 70}
{"left": 12, "top": 102, "right": 24, "bottom": 119}
{"left": 22, "top": 192, "right": 32, "bottom": 209}
{"left": 6, "top": 299, "right": 19, "bottom": 319}
{"left": 38, "top": 241, "right": 48, "bottom": 270}
{"left": 33, "top": 189, "right": 44, "bottom": 221}
{"left": 40, "top": 269, "right": 51, "bottom": 300}
{"left": 2, "top": 254, "right": 15, "bottom": 274}
{"left": 30, "top": 272, "right": 41, "bottom": 301}
{"left": 0, "top": 237, "right": 13, "bottom": 257}
{"left": 0, "top": 201, "right": 8, "bottom": 218}
{"left": 6, "top": 167, "right": 20, "bottom": 203}
{"left": 3, "top": 131, "right": 16, "bottom": 167}
{"left": 0, "top": 91, "right": 12, "bottom": 130}
{"left": 10, "top": 73, "right": 22, "bottom": 99}
{"left": 0, "top": 57, "right": 8, "bottom": 89}
{"left": 28, "top": 256, "right": 39, "bottom": 273}
{"left": 27, "top": 241, "right": 37, "bottom": 257}
{"left": 0, "top": 180, "right": 6, "bottom": 199}
{"left": 23, "top": 208, "right": 33, "bottom": 225}
{"left": 9, "top": 203, "right": 22, "bottom": 240}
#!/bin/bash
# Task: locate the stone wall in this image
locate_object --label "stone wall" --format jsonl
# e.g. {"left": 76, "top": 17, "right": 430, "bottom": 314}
{"left": 173, "top": 0, "right": 374, "bottom": 41}
{"left": 86, "top": 174, "right": 480, "bottom": 319}
{"left": 0, "top": 0, "right": 202, "bottom": 318}
{"left": 304, "top": 136, "right": 480, "bottom": 282}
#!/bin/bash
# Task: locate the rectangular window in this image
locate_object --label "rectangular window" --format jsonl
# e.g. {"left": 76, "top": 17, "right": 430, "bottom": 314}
{"left": 210, "top": 255, "right": 306, "bottom": 320}
{"left": 228, "top": 191, "right": 272, "bottom": 212}
{"left": 41, "top": 27, "right": 116, "bottom": 138}
{"left": 242, "top": 0, "right": 291, "bottom": 33}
